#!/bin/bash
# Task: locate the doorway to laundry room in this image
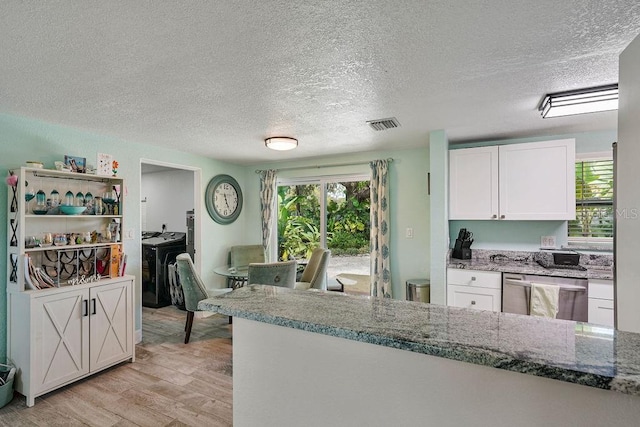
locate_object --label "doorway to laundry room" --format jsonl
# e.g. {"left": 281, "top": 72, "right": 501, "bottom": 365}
{"left": 140, "top": 161, "right": 200, "bottom": 338}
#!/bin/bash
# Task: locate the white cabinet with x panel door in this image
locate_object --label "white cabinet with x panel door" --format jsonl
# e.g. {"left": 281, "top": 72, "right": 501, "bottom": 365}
{"left": 7, "top": 276, "right": 134, "bottom": 407}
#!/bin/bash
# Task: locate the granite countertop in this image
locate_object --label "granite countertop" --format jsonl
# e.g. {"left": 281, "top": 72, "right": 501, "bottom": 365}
{"left": 447, "top": 249, "right": 614, "bottom": 280}
{"left": 447, "top": 258, "right": 614, "bottom": 279}
{"left": 199, "top": 285, "right": 640, "bottom": 397}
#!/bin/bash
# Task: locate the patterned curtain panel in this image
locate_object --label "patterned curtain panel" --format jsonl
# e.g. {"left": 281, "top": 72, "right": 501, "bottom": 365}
{"left": 259, "top": 170, "right": 277, "bottom": 261}
{"left": 370, "top": 160, "right": 391, "bottom": 298}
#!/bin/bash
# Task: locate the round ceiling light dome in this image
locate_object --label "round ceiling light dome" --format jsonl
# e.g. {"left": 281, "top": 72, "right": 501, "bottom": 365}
{"left": 265, "top": 137, "right": 298, "bottom": 151}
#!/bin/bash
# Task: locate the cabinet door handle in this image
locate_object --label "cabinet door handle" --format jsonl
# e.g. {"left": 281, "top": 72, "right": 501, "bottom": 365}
{"left": 91, "top": 298, "right": 96, "bottom": 315}
{"left": 500, "top": 215, "right": 505, "bottom": 219}
{"left": 492, "top": 214, "right": 497, "bottom": 219}
{"left": 83, "top": 299, "right": 89, "bottom": 317}
{"left": 471, "top": 276, "right": 476, "bottom": 281}
{"left": 471, "top": 300, "right": 476, "bottom": 305}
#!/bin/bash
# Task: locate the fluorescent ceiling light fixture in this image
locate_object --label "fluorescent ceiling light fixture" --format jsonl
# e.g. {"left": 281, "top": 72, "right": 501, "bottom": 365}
{"left": 539, "top": 84, "right": 618, "bottom": 118}
{"left": 265, "top": 137, "right": 298, "bottom": 151}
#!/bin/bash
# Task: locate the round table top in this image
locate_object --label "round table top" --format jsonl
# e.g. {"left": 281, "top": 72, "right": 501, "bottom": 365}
{"left": 213, "top": 265, "right": 249, "bottom": 278}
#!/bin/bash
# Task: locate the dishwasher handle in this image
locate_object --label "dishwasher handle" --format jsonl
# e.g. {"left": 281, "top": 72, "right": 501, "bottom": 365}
{"left": 504, "top": 278, "right": 587, "bottom": 292}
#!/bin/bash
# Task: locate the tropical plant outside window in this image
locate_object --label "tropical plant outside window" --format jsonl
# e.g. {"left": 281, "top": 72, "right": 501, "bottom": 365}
{"left": 278, "top": 181, "right": 370, "bottom": 259}
{"left": 277, "top": 177, "right": 370, "bottom": 293}
{"left": 569, "top": 158, "right": 614, "bottom": 241}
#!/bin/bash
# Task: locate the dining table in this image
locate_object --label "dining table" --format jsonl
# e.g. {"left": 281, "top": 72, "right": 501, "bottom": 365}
{"left": 214, "top": 260, "right": 309, "bottom": 288}
{"left": 213, "top": 265, "right": 249, "bottom": 288}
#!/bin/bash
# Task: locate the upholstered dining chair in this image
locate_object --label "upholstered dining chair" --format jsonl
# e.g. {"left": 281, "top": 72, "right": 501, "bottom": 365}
{"left": 175, "top": 253, "right": 231, "bottom": 344}
{"left": 295, "top": 248, "right": 330, "bottom": 291}
{"left": 247, "top": 260, "right": 297, "bottom": 288}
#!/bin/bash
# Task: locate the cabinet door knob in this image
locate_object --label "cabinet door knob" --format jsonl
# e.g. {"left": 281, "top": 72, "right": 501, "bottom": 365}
{"left": 471, "top": 300, "right": 476, "bottom": 305}
{"left": 471, "top": 276, "right": 476, "bottom": 281}
{"left": 492, "top": 214, "right": 497, "bottom": 219}
{"left": 500, "top": 215, "right": 505, "bottom": 219}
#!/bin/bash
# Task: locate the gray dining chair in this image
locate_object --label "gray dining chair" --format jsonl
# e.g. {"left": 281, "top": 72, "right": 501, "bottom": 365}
{"left": 175, "top": 253, "right": 231, "bottom": 343}
{"left": 295, "top": 248, "right": 331, "bottom": 290}
{"left": 247, "top": 260, "right": 297, "bottom": 288}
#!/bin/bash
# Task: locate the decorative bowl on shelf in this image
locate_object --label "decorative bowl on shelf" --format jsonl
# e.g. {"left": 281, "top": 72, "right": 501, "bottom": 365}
{"left": 32, "top": 209, "right": 48, "bottom": 215}
{"left": 59, "top": 205, "right": 86, "bottom": 215}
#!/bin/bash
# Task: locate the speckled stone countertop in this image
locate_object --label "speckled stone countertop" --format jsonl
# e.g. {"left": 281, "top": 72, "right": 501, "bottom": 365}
{"left": 447, "top": 249, "right": 614, "bottom": 280}
{"left": 199, "top": 285, "right": 640, "bottom": 397}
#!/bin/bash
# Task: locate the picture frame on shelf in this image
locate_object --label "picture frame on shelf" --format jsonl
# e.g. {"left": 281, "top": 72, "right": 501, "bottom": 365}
{"left": 64, "top": 155, "right": 86, "bottom": 173}
{"left": 96, "top": 153, "right": 113, "bottom": 176}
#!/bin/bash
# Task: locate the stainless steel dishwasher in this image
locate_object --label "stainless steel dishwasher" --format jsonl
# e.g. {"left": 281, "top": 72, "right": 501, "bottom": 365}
{"left": 502, "top": 273, "right": 589, "bottom": 321}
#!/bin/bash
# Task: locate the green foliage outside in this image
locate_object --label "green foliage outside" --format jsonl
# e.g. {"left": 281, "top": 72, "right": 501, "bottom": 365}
{"left": 569, "top": 160, "right": 614, "bottom": 238}
{"left": 278, "top": 182, "right": 370, "bottom": 260}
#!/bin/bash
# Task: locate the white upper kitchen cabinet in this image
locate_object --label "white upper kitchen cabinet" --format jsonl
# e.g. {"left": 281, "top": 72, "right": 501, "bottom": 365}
{"left": 449, "top": 146, "right": 499, "bottom": 220}
{"left": 449, "top": 139, "right": 575, "bottom": 220}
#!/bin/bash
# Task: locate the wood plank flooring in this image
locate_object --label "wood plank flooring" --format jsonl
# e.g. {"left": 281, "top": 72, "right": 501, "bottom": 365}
{"left": 0, "top": 306, "right": 233, "bottom": 426}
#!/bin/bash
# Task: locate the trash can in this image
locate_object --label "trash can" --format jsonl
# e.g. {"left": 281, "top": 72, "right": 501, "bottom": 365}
{"left": 406, "top": 279, "right": 430, "bottom": 303}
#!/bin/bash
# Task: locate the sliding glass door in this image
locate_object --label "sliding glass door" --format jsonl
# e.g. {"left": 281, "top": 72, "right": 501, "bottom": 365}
{"left": 277, "top": 175, "right": 370, "bottom": 293}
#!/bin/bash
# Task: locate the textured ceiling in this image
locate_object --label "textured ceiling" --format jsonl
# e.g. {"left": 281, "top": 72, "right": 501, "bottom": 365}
{"left": 1, "top": 1, "right": 638, "bottom": 165}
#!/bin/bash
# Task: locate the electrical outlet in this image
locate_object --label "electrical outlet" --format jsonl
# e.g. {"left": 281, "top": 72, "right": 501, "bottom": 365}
{"left": 126, "top": 229, "right": 135, "bottom": 240}
{"left": 406, "top": 227, "right": 414, "bottom": 239}
{"left": 541, "top": 235, "right": 556, "bottom": 249}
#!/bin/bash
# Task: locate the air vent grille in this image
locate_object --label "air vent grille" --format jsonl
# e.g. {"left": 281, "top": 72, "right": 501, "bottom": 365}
{"left": 367, "top": 117, "right": 400, "bottom": 131}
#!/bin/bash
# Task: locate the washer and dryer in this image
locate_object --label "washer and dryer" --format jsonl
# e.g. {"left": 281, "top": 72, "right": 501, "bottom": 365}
{"left": 142, "top": 232, "right": 186, "bottom": 308}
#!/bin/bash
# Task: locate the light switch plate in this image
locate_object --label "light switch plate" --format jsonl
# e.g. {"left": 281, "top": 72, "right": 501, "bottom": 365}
{"left": 541, "top": 235, "right": 556, "bottom": 249}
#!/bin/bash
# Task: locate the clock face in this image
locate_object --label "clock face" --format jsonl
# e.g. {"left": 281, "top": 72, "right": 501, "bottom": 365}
{"left": 214, "top": 183, "right": 239, "bottom": 217}
{"left": 205, "top": 175, "right": 243, "bottom": 224}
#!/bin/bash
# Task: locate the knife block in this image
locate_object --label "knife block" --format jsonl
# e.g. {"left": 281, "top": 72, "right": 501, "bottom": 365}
{"left": 452, "top": 239, "right": 472, "bottom": 260}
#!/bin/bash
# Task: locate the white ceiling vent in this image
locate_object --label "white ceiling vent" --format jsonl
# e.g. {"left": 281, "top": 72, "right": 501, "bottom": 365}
{"left": 367, "top": 117, "right": 400, "bottom": 131}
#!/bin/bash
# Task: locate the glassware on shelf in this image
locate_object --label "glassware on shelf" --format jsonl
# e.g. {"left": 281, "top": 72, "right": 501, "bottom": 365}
{"left": 25, "top": 182, "right": 35, "bottom": 202}
{"left": 33, "top": 190, "right": 48, "bottom": 214}
{"left": 50, "top": 189, "right": 60, "bottom": 207}
{"left": 64, "top": 191, "right": 74, "bottom": 206}
{"left": 25, "top": 182, "right": 36, "bottom": 212}
{"left": 93, "top": 197, "right": 104, "bottom": 215}
{"left": 53, "top": 234, "right": 68, "bottom": 246}
{"left": 102, "top": 191, "right": 116, "bottom": 215}
{"left": 75, "top": 192, "right": 85, "bottom": 207}
{"left": 41, "top": 232, "right": 53, "bottom": 247}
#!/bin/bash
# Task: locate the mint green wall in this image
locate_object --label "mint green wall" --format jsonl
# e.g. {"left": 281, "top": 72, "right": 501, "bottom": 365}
{"left": 244, "top": 147, "right": 430, "bottom": 299}
{"left": 448, "top": 130, "right": 616, "bottom": 251}
{"left": 0, "top": 114, "right": 245, "bottom": 360}
{"left": 429, "top": 130, "right": 449, "bottom": 305}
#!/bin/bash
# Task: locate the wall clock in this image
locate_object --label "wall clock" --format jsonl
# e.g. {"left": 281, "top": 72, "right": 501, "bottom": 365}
{"left": 205, "top": 174, "right": 243, "bottom": 224}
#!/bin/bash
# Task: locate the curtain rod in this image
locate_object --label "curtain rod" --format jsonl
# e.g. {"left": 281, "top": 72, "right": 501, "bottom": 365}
{"left": 255, "top": 158, "right": 393, "bottom": 174}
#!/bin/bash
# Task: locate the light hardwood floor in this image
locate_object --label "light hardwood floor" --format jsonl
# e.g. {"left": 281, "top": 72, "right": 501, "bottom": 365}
{"left": 0, "top": 306, "right": 233, "bottom": 426}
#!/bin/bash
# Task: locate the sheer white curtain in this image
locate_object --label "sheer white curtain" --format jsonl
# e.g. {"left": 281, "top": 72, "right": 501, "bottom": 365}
{"left": 370, "top": 160, "right": 391, "bottom": 298}
{"left": 259, "top": 170, "right": 277, "bottom": 261}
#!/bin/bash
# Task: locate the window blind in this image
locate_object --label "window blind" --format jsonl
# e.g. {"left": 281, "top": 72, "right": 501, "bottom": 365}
{"left": 569, "top": 159, "right": 614, "bottom": 239}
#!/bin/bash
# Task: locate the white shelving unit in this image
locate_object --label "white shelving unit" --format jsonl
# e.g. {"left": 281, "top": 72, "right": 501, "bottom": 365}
{"left": 5, "top": 166, "right": 135, "bottom": 407}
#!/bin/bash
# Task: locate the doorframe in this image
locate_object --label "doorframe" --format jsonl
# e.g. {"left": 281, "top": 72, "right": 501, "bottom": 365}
{"left": 139, "top": 159, "right": 202, "bottom": 270}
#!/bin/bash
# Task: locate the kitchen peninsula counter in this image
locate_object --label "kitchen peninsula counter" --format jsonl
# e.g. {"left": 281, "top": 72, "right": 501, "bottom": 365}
{"left": 199, "top": 286, "right": 640, "bottom": 426}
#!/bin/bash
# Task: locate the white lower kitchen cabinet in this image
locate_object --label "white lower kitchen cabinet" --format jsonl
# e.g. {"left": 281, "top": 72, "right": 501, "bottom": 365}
{"left": 8, "top": 276, "right": 135, "bottom": 406}
{"left": 447, "top": 269, "right": 502, "bottom": 312}
{"left": 588, "top": 279, "right": 614, "bottom": 327}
